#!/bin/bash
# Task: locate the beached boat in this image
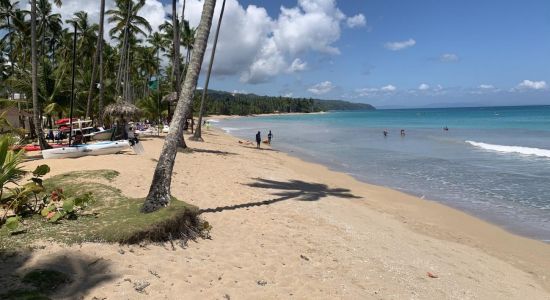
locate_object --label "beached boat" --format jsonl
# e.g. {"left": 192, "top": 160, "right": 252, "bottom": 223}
{"left": 135, "top": 127, "right": 158, "bottom": 136}
{"left": 91, "top": 128, "right": 114, "bottom": 140}
{"left": 41, "top": 140, "right": 130, "bottom": 159}
{"left": 16, "top": 143, "right": 68, "bottom": 152}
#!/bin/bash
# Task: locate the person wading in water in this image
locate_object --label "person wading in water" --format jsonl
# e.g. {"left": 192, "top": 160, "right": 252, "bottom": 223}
{"left": 268, "top": 130, "right": 273, "bottom": 144}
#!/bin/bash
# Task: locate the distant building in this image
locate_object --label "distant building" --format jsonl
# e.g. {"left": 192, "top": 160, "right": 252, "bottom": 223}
{"left": 0, "top": 106, "right": 31, "bottom": 133}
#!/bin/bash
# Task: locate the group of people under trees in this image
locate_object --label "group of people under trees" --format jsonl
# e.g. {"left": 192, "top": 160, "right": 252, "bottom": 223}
{"left": 255, "top": 130, "right": 273, "bottom": 149}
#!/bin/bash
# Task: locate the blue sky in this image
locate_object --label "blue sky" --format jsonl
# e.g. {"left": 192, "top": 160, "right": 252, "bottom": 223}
{"left": 194, "top": 0, "right": 550, "bottom": 108}
{"left": 8, "top": 0, "right": 550, "bottom": 108}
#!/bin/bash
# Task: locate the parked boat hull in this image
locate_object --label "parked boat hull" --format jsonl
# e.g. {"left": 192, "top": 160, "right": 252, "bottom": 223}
{"left": 91, "top": 129, "right": 114, "bottom": 141}
{"left": 41, "top": 140, "right": 130, "bottom": 159}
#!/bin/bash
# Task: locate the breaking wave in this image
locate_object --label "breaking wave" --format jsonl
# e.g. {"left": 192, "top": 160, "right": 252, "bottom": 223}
{"left": 466, "top": 141, "right": 550, "bottom": 158}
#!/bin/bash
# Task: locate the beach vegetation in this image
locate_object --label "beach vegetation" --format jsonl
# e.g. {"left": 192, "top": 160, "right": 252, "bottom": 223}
{"left": 0, "top": 170, "right": 209, "bottom": 250}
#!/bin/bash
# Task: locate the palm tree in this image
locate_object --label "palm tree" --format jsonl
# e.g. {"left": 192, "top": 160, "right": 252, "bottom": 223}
{"left": 192, "top": 0, "right": 226, "bottom": 141}
{"left": 0, "top": 0, "right": 19, "bottom": 98}
{"left": 107, "top": 0, "right": 151, "bottom": 101}
{"left": 84, "top": 0, "right": 105, "bottom": 120}
{"left": 97, "top": 0, "right": 106, "bottom": 125}
{"left": 30, "top": 0, "right": 49, "bottom": 149}
{"left": 180, "top": 20, "right": 195, "bottom": 80}
{"left": 147, "top": 31, "right": 167, "bottom": 127}
{"left": 67, "top": 11, "right": 98, "bottom": 112}
{"left": 1, "top": 9, "right": 30, "bottom": 72}
{"left": 171, "top": 0, "right": 181, "bottom": 100}
{"left": 142, "top": 0, "right": 217, "bottom": 213}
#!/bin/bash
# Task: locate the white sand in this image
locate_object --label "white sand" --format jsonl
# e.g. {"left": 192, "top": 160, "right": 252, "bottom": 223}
{"left": 11, "top": 128, "right": 550, "bottom": 299}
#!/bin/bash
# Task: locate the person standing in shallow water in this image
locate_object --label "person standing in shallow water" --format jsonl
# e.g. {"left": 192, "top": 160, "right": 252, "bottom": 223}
{"left": 256, "top": 131, "right": 261, "bottom": 149}
{"left": 268, "top": 130, "right": 273, "bottom": 144}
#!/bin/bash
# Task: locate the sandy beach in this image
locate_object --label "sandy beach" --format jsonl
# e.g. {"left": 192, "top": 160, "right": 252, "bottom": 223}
{"left": 9, "top": 128, "right": 550, "bottom": 299}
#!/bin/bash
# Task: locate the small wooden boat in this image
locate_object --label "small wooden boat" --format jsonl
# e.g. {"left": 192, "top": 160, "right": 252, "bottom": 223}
{"left": 41, "top": 140, "right": 130, "bottom": 159}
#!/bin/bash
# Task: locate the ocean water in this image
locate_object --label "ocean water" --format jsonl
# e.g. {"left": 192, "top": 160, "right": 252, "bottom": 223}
{"left": 214, "top": 106, "right": 550, "bottom": 241}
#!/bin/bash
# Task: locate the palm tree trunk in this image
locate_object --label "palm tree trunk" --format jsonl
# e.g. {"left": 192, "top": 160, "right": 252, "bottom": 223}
{"left": 172, "top": 0, "right": 186, "bottom": 148}
{"left": 85, "top": 26, "right": 102, "bottom": 119}
{"left": 98, "top": 0, "right": 106, "bottom": 126}
{"left": 7, "top": 16, "right": 14, "bottom": 101}
{"left": 192, "top": 0, "right": 226, "bottom": 141}
{"left": 116, "top": 0, "right": 132, "bottom": 98}
{"left": 172, "top": 0, "right": 181, "bottom": 100}
{"left": 31, "top": 0, "right": 49, "bottom": 150}
{"left": 142, "top": 0, "right": 217, "bottom": 213}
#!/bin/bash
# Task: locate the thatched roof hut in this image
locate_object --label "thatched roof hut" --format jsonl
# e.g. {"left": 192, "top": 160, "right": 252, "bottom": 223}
{"left": 103, "top": 100, "right": 141, "bottom": 119}
{"left": 162, "top": 92, "right": 178, "bottom": 103}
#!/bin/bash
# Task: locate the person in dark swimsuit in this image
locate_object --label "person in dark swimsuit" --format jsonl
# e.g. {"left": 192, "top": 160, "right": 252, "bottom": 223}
{"left": 255, "top": 131, "right": 261, "bottom": 149}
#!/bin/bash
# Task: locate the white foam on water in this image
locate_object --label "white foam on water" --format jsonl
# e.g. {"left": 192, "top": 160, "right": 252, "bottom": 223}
{"left": 221, "top": 127, "right": 239, "bottom": 133}
{"left": 206, "top": 119, "right": 220, "bottom": 123}
{"left": 466, "top": 141, "right": 550, "bottom": 158}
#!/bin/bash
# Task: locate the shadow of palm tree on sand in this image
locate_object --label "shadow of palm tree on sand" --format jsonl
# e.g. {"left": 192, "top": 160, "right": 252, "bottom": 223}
{"left": 199, "top": 178, "right": 361, "bottom": 214}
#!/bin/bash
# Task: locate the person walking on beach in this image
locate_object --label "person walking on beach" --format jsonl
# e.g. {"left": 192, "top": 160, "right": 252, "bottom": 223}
{"left": 268, "top": 130, "right": 273, "bottom": 144}
{"left": 400, "top": 129, "right": 406, "bottom": 136}
{"left": 383, "top": 130, "right": 388, "bottom": 137}
{"left": 256, "top": 131, "right": 261, "bottom": 149}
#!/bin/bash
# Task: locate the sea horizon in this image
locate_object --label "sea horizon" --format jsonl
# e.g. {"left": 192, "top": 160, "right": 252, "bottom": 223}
{"left": 214, "top": 105, "right": 550, "bottom": 242}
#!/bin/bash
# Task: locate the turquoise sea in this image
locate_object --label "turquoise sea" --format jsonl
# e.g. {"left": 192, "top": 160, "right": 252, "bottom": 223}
{"left": 214, "top": 106, "right": 550, "bottom": 241}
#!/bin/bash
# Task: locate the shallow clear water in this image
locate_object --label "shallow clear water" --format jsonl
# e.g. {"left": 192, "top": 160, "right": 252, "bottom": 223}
{"left": 214, "top": 106, "right": 550, "bottom": 241}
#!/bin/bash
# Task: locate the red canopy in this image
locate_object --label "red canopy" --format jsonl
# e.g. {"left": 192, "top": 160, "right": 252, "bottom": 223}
{"left": 55, "top": 118, "right": 76, "bottom": 125}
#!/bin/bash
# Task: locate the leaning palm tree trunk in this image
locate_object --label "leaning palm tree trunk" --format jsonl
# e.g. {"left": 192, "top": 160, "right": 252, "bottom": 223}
{"left": 192, "top": 0, "right": 226, "bottom": 141}
{"left": 98, "top": 0, "right": 106, "bottom": 125}
{"left": 31, "top": 0, "right": 49, "bottom": 150}
{"left": 142, "top": 0, "right": 217, "bottom": 213}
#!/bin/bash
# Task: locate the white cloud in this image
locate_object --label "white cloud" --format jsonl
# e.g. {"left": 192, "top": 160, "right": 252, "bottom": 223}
{"left": 418, "top": 83, "right": 430, "bottom": 90}
{"left": 53, "top": 0, "right": 357, "bottom": 84}
{"left": 479, "top": 84, "right": 494, "bottom": 89}
{"left": 51, "top": 0, "right": 163, "bottom": 42}
{"left": 381, "top": 84, "right": 396, "bottom": 91}
{"left": 516, "top": 80, "right": 547, "bottom": 90}
{"left": 283, "top": 92, "right": 293, "bottom": 97}
{"left": 356, "top": 84, "right": 397, "bottom": 97}
{"left": 308, "top": 81, "right": 335, "bottom": 95}
{"left": 288, "top": 58, "right": 308, "bottom": 72}
{"left": 384, "top": 38, "right": 416, "bottom": 51}
{"left": 439, "top": 53, "right": 459, "bottom": 62}
{"left": 346, "top": 14, "right": 366, "bottom": 28}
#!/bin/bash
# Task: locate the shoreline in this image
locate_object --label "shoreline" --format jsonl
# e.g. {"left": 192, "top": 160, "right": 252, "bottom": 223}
{"left": 216, "top": 128, "right": 550, "bottom": 270}
{"left": 11, "top": 128, "right": 550, "bottom": 298}
{"left": 213, "top": 128, "right": 550, "bottom": 289}
{"left": 210, "top": 113, "right": 550, "bottom": 242}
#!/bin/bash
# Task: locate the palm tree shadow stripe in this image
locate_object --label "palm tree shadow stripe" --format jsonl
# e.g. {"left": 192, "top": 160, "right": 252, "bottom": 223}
{"left": 198, "top": 178, "right": 361, "bottom": 214}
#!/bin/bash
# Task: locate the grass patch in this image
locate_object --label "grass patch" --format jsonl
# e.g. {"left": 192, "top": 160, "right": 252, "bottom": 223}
{"left": 0, "top": 170, "right": 208, "bottom": 250}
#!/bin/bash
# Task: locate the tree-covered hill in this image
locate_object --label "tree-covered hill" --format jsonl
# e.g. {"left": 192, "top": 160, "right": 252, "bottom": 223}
{"left": 193, "top": 89, "right": 375, "bottom": 116}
